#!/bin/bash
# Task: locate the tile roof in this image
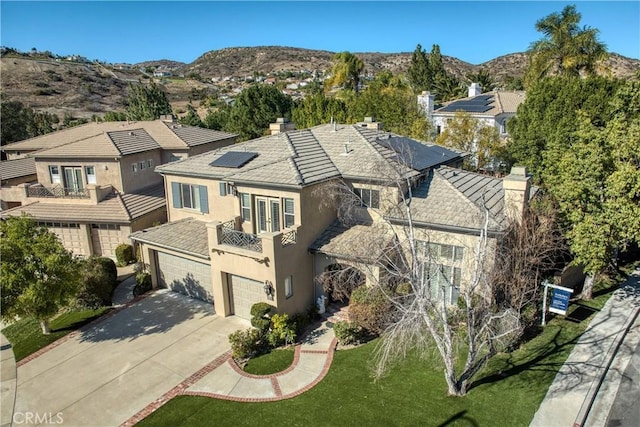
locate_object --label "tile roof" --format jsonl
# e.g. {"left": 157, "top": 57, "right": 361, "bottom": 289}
{"left": 309, "top": 220, "right": 396, "bottom": 262}
{"left": 157, "top": 124, "right": 462, "bottom": 188}
{"left": 0, "top": 183, "right": 165, "bottom": 223}
{"left": 1, "top": 120, "right": 237, "bottom": 157}
{"left": 434, "top": 91, "right": 525, "bottom": 117}
{"left": 0, "top": 157, "right": 37, "bottom": 181}
{"left": 129, "top": 218, "right": 209, "bottom": 259}
{"left": 387, "top": 166, "right": 507, "bottom": 233}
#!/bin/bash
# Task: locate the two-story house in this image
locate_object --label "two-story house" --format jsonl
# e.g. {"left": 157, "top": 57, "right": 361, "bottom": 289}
{"left": 0, "top": 118, "right": 237, "bottom": 257}
{"left": 130, "top": 121, "right": 468, "bottom": 319}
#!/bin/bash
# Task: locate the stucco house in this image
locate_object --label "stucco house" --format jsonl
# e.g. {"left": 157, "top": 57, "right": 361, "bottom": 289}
{"left": 0, "top": 157, "right": 37, "bottom": 210}
{"left": 131, "top": 120, "right": 498, "bottom": 320}
{"left": 0, "top": 118, "right": 237, "bottom": 258}
{"left": 418, "top": 83, "right": 526, "bottom": 138}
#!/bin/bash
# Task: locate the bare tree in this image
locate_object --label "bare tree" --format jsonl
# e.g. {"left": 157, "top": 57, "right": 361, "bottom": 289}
{"left": 316, "top": 142, "right": 563, "bottom": 396}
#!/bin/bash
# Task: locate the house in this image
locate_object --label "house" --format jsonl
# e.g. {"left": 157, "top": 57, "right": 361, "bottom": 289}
{"left": 419, "top": 83, "right": 525, "bottom": 137}
{"left": 130, "top": 120, "right": 467, "bottom": 319}
{"left": 0, "top": 118, "right": 237, "bottom": 258}
{"left": 0, "top": 157, "right": 37, "bottom": 210}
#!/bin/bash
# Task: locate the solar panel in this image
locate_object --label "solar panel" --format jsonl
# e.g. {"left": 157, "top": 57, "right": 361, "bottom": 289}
{"left": 210, "top": 151, "right": 259, "bottom": 168}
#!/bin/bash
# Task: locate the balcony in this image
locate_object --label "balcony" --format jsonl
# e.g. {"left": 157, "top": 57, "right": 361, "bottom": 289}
{"left": 27, "top": 185, "right": 89, "bottom": 199}
{"left": 219, "top": 220, "right": 263, "bottom": 252}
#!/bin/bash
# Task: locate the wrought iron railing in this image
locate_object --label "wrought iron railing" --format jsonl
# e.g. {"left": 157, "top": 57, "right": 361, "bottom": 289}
{"left": 281, "top": 229, "right": 297, "bottom": 247}
{"left": 220, "top": 228, "right": 263, "bottom": 252}
{"left": 27, "top": 186, "right": 89, "bottom": 199}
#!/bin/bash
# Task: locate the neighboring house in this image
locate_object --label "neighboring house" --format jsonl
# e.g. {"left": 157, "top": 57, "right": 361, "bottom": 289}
{"left": 0, "top": 157, "right": 37, "bottom": 210}
{"left": 131, "top": 120, "right": 466, "bottom": 319}
{"left": 0, "top": 118, "right": 237, "bottom": 258}
{"left": 418, "top": 83, "right": 525, "bottom": 138}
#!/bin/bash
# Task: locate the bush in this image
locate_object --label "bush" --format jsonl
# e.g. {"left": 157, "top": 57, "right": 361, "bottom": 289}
{"left": 290, "top": 303, "right": 320, "bottom": 336}
{"left": 333, "top": 321, "right": 363, "bottom": 345}
{"left": 133, "top": 272, "right": 152, "bottom": 296}
{"left": 76, "top": 257, "right": 118, "bottom": 308}
{"left": 115, "top": 243, "right": 134, "bottom": 267}
{"left": 229, "top": 328, "right": 263, "bottom": 359}
{"left": 267, "top": 313, "right": 296, "bottom": 347}
{"left": 250, "top": 302, "right": 274, "bottom": 333}
{"left": 348, "top": 285, "right": 393, "bottom": 336}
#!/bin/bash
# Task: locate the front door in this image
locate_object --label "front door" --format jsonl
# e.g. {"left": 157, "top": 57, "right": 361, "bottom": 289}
{"left": 256, "top": 197, "right": 280, "bottom": 234}
{"left": 63, "top": 167, "right": 84, "bottom": 192}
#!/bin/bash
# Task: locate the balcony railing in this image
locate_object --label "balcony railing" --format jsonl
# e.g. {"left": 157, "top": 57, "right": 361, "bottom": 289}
{"left": 27, "top": 186, "right": 89, "bottom": 199}
{"left": 220, "top": 228, "right": 263, "bottom": 252}
{"left": 281, "top": 229, "right": 297, "bottom": 247}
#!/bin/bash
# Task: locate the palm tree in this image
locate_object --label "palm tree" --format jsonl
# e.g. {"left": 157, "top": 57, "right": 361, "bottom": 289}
{"left": 526, "top": 5, "right": 607, "bottom": 85}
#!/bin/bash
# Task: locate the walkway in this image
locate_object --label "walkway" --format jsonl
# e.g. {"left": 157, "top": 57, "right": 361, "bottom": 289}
{"left": 530, "top": 268, "right": 640, "bottom": 427}
{"left": 1, "top": 333, "right": 17, "bottom": 427}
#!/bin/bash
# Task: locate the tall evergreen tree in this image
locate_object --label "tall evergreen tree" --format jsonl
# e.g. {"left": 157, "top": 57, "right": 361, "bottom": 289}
{"left": 325, "top": 51, "right": 365, "bottom": 93}
{"left": 126, "top": 81, "right": 173, "bottom": 121}
{"left": 407, "top": 44, "right": 431, "bottom": 94}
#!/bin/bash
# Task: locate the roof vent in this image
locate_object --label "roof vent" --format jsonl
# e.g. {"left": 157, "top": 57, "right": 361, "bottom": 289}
{"left": 129, "top": 131, "right": 135, "bottom": 136}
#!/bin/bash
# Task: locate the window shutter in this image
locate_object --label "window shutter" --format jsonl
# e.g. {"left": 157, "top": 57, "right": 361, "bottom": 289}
{"left": 219, "top": 182, "right": 227, "bottom": 196}
{"left": 199, "top": 185, "right": 209, "bottom": 213}
{"left": 171, "top": 182, "right": 182, "bottom": 208}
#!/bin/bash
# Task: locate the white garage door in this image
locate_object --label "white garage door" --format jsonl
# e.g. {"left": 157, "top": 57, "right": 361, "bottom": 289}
{"left": 91, "top": 224, "right": 122, "bottom": 257}
{"left": 229, "top": 274, "right": 266, "bottom": 320}
{"left": 156, "top": 251, "right": 213, "bottom": 303}
{"left": 44, "top": 222, "right": 87, "bottom": 256}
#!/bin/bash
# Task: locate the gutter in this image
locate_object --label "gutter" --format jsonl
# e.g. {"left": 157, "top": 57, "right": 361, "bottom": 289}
{"left": 129, "top": 235, "right": 210, "bottom": 261}
{"left": 385, "top": 217, "right": 505, "bottom": 238}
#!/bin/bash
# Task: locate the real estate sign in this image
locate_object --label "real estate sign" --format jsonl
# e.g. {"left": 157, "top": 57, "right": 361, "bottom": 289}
{"left": 549, "top": 285, "right": 573, "bottom": 315}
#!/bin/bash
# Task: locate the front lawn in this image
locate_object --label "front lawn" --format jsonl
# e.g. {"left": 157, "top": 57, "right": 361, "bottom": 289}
{"left": 138, "top": 277, "right": 621, "bottom": 427}
{"left": 242, "top": 347, "right": 295, "bottom": 375}
{"left": 2, "top": 307, "right": 111, "bottom": 361}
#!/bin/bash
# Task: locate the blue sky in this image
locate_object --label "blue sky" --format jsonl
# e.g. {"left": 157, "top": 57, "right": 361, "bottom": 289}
{"left": 1, "top": 1, "right": 638, "bottom": 65}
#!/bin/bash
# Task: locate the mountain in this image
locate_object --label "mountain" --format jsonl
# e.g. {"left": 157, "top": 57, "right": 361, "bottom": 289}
{"left": 1, "top": 46, "right": 638, "bottom": 120}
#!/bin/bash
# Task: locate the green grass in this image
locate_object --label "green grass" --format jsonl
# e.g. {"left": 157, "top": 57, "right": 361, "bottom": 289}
{"left": 243, "top": 347, "right": 295, "bottom": 375}
{"left": 136, "top": 276, "right": 623, "bottom": 427}
{"left": 2, "top": 307, "right": 111, "bottom": 361}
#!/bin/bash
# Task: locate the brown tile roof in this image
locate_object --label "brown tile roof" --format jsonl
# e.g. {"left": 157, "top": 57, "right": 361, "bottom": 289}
{"left": 0, "top": 183, "right": 165, "bottom": 223}
{"left": 309, "top": 220, "right": 395, "bottom": 262}
{"left": 157, "top": 124, "right": 462, "bottom": 188}
{"left": 129, "top": 218, "right": 209, "bottom": 259}
{"left": 1, "top": 120, "right": 237, "bottom": 157}
{"left": 0, "top": 157, "right": 37, "bottom": 181}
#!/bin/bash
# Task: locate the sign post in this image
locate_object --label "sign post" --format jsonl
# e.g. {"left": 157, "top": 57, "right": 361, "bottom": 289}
{"left": 541, "top": 281, "right": 574, "bottom": 326}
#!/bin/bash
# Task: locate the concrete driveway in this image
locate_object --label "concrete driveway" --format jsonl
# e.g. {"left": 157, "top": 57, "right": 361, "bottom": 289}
{"left": 14, "top": 290, "right": 249, "bottom": 427}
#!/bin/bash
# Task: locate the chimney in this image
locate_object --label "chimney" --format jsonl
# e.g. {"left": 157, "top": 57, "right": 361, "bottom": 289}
{"left": 356, "top": 116, "right": 383, "bottom": 130}
{"left": 269, "top": 117, "right": 296, "bottom": 135}
{"left": 503, "top": 166, "right": 531, "bottom": 224}
{"left": 417, "top": 91, "right": 435, "bottom": 118}
{"left": 160, "top": 114, "right": 176, "bottom": 123}
{"left": 468, "top": 82, "right": 482, "bottom": 98}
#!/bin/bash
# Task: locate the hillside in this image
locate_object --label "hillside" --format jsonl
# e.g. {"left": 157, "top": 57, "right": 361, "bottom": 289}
{"left": 2, "top": 46, "right": 638, "bottom": 120}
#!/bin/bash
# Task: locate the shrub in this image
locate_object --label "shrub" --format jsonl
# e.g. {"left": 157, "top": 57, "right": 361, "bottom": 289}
{"left": 250, "top": 302, "right": 274, "bottom": 333}
{"left": 290, "top": 303, "right": 320, "bottom": 336}
{"left": 115, "top": 243, "right": 134, "bottom": 267}
{"left": 267, "top": 313, "right": 296, "bottom": 347}
{"left": 348, "top": 285, "right": 393, "bottom": 336}
{"left": 133, "top": 272, "right": 152, "bottom": 296}
{"left": 229, "top": 328, "right": 263, "bottom": 359}
{"left": 76, "top": 257, "right": 118, "bottom": 308}
{"left": 333, "top": 321, "right": 363, "bottom": 345}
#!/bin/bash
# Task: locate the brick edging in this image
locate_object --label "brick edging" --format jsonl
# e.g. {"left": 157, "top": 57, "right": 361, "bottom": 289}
{"left": 227, "top": 344, "right": 303, "bottom": 378}
{"left": 17, "top": 292, "right": 152, "bottom": 367}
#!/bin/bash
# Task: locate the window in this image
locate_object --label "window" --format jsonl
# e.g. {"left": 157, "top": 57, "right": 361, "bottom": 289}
{"left": 421, "top": 241, "right": 464, "bottom": 263}
{"left": 139, "top": 161, "right": 146, "bottom": 170}
{"left": 285, "top": 276, "right": 293, "bottom": 298}
{"left": 171, "top": 182, "right": 209, "bottom": 213}
{"left": 85, "top": 166, "right": 96, "bottom": 184}
{"left": 170, "top": 155, "right": 183, "bottom": 162}
{"left": 146, "top": 159, "right": 153, "bottom": 168}
{"left": 240, "top": 193, "right": 251, "bottom": 222}
{"left": 132, "top": 163, "right": 138, "bottom": 173}
{"left": 425, "top": 263, "right": 461, "bottom": 305}
{"left": 354, "top": 187, "right": 380, "bottom": 209}
{"left": 283, "top": 198, "right": 295, "bottom": 228}
{"left": 49, "top": 166, "right": 61, "bottom": 184}
{"left": 91, "top": 223, "right": 120, "bottom": 230}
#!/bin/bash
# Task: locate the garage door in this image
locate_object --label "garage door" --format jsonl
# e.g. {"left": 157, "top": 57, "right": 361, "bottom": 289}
{"left": 91, "top": 224, "right": 122, "bottom": 257}
{"left": 156, "top": 251, "right": 213, "bottom": 303}
{"left": 229, "top": 275, "right": 266, "bottom": 320}
{"left": 44, "top": 222, "right": 87, "bottom": 256}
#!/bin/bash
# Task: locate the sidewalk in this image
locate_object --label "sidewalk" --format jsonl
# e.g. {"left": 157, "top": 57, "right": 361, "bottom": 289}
{"left": 530, "top": 269, "right": 640, "bottom": 427}
{"left": 1, "top": 333, "right": 17, "bottom": 427}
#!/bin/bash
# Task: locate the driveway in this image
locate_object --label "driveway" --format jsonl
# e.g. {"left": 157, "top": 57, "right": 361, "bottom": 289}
{"left": 13, "top": 290, "right": 249, "bottom": 427}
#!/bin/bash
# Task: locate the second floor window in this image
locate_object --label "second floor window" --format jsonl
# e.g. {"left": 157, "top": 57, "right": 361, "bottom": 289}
{"left": 171, "top": 182, "right": 209, "bottom": 214}
{"left": 240, "top": 193, "right": 251, "bottom": 222}
{"left": 283, "top": 198, "right": 295, "bottom": 228}
{"left": 85, "top": 166, "right": 96, "bottom": 184}
{"left": 354, "top": 187, "right": 380, "bottom": 209}
{"left": 49, "top": 165, "right": 60, "bottom": 184}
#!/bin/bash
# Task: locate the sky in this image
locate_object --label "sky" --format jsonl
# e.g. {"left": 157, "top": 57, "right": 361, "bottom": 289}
{"left": 1, "top": 1, "right": 638, "bottom": 65}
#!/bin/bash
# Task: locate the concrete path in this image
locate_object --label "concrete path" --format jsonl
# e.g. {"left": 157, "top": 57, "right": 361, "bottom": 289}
{"left": 14, "top": 290, "right": 248, "bottom": 427}
{"left": 530, "top": 269, "right": 640, "bottom": 427}
{"left": 1, "top": 333, "right": 17, "bottom": 427}
{"left": 112, "top": 266, "right": 136, "bottom": 306}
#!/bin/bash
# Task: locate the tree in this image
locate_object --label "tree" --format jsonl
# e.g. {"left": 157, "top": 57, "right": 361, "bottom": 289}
{"left": 526, "top": 5, "right": 607, "bottom": 86}
{"left": 125, "top": 81, "right": 173, "bottom": 121}
{"left": 1, "top": 101, "right": 59, "bottom": 151}
{"left": 291, "top": 92, "right": 348, "bottom": 129}
{"left": 407, "top": 44, "right": 432, "bottom": 94}
{"left": 325, "top": 51, "right": 365, "bottom": 93}
{"left": 221, "top": 84, "right": 293, "bottom": 141}
{"left": 178, "top": 103, "right": 204, "bottom": 127}
{"left": 436, "top": 111, "right": 505, "bottom": 170}
{"left": 465, "top": 68, "right": 496, "bottom": 92}
{"left": 1, "top": 216, "right": 81, "bottom": 334}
